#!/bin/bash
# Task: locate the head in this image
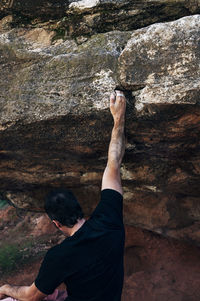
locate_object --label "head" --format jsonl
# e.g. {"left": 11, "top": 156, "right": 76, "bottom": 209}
{"left": 44, "top": 188, "right": 84, "bottom": 229}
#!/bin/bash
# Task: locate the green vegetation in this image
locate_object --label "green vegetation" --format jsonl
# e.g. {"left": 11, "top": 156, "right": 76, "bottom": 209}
{"left": 0, "top": 241, "right": 35, "bottom": 274}
{"left": 0, "top": 236, "right": 52, "bottom": 276}
{"left": 52, "top": 27, "right": 66, "bottom": 42}
{"left": 0, "top": 198, "right": 8, "bottom": 209}
{"left": 0, "top": 243, "right": 24, "bottom": 273}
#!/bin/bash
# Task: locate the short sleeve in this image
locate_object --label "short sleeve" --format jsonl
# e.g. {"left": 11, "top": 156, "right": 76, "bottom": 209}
{"left": 35, "top": 248, "right": 66, "bottom": 295}
{"left": 90, "top": 189, "right": 124, "bottom": 229}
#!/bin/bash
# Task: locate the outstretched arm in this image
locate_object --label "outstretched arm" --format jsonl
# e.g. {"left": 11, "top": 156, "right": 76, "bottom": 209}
{"left": 101, "top": 90, "right": 126, "bottom": 195}
{"left": 0, "top": 283, "right": 46, "bottom": 301}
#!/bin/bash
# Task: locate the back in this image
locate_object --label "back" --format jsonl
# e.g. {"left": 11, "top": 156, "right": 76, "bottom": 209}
{"left": 35, "top": 189, "right": 125, "bottom": 301}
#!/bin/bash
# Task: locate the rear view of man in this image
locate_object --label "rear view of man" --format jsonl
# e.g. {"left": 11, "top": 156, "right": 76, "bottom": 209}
{"left": 0, "top": 90, "right": 126, "bottom": 301}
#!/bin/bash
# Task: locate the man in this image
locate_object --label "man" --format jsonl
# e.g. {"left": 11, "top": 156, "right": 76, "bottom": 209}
{"left": 0, "top": 89, "right": 126, "bottom": 301}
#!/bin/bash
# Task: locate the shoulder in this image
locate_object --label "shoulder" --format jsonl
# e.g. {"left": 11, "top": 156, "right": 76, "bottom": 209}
{"left": 44, "top": 239, "right": 70, "bottom": 260}
{"left": 90, "top": 188, "right": 124, "bottom": 229}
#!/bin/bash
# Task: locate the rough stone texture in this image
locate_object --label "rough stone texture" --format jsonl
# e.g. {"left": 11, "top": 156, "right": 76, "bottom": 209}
{"left": 0, "top": 28, "right": 131, "bottom": 124}
{"left": 0, "top": 0, "right": 200, "bottom": 37}
{"left": 117, "top": 15, "right": 200, "bottom": 244}
{"left": 0, "top": 3, "right": 200, "bottom": 248}
{"left": 0, "top": 26, "right": 131, "bottom": 213}
{"left": 118, "top": 15, "right": 200, "bottom": 112}
{"left": 123, "top": 226, "right": 200, "bottom": 301}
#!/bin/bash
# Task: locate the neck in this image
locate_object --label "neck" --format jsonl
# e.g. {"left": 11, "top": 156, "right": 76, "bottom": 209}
{"left": 62, "top": 218, "right": 86, "bottom": 236}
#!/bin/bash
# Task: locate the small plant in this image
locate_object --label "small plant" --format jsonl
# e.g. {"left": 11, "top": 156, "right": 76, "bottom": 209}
{"left": 0, "top": 237, "right": 52, "bottom": 276}
{"left": 0, "top": 244, "right": 23, "bottom": 273}
{"left": 52, "top": 27, "right": 66, "bottom": 42}
{"left": 0, "top": 199, "right": 8, "bottom": 209}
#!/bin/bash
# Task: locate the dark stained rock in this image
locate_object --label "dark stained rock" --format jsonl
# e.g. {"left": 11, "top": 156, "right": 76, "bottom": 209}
{"left": 0, "top": 0, "right": 69, "bottom": 19}
{"left": 0, "top": 0, "right": 200, "bottom": 37}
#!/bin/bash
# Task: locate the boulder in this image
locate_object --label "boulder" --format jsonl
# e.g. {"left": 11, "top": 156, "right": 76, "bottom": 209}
{"left": 0, "top": 12, "right": 200, "bottom": 245}
{"left": 0, "top": 27, "right": 131, "bottom": 211}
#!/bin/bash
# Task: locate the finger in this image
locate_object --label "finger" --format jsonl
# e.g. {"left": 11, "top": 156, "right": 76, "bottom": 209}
{"left": 110, "top": 92, "right": 116, "bottom": 106}
{"left": 115, "top": 90, "right": 125, "bottom": 99}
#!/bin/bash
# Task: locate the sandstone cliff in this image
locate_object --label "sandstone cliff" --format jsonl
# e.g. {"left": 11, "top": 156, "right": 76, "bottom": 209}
{"left": 0, "top": 0, "right": 200, "bottom": 245}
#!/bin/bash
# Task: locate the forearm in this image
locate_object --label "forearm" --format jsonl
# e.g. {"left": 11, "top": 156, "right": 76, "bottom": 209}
{"left": 0, "top": 284, "right": 33, "bottom": 301}
{"left": 107, "top": 118, "right": 125, "bottom": 168}
{"left": 101, "top": 90, "right": 126, "bottom": 194}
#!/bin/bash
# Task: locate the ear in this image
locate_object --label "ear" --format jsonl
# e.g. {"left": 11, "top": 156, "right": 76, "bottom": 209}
{"left": 52, "top": 220, "right": 62, "bottom": 229}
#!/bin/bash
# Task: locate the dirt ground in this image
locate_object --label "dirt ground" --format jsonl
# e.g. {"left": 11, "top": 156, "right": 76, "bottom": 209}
{"left": 1, "top": 207, "right": 200, "bottom": 300}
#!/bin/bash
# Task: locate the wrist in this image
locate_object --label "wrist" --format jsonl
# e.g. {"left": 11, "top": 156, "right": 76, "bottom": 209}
{"left": 113, "top": 117, "right": 125, "bottom": 127}
{"left": 4, "top": 284, "right": 10, "bottom": 291}
{"left": 1, "top": 284, "right": 10, "bottom": 294}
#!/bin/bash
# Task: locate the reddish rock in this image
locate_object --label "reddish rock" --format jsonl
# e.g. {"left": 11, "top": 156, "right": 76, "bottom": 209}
{"left": 1, "top": 224, "right": 200, "bottom": 301}
{"left": 30, "top": 214, "right": 58, "bottom": 237}
{"left": 123, "top": 226, "right": 200, "bottom": 301}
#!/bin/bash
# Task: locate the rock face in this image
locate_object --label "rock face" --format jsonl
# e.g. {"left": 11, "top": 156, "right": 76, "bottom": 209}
{"left": 123, "top": 226, "right": 200, "bottom": 301}
{"left": 0, "top": 1, "right": 200, "bottom": 245}
{"left": 118, "top": 15, "right": 200, "bottom": 244}
{"left": 0, "top": 0, "right": 200, "bottom": 37}
{"left": 118, "top": 15, "right": 200, "bottom": 109}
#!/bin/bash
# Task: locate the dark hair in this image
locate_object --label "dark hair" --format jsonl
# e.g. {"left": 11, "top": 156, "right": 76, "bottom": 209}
{"left": 44, "top": 188, "right": 84, "bottom": 228}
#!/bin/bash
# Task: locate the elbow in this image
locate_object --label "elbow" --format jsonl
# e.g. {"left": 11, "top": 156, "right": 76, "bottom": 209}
{"left": 28, "top": 296, "right": 45, "bottom": 301}
{"left": 25, "top": 283, "right": 47, "bottom": 301}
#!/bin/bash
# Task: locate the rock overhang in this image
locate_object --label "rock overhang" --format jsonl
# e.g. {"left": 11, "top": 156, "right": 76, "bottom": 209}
{"left": 0, "top": 3, "right": 200, "bottom": 245}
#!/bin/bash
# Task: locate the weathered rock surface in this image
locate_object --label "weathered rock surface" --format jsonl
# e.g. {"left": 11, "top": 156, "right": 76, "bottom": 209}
{"left": 0, "top": 4, "right": 200, "bottom": 246}
{"left": 123, "top": 226, "right": 200, "bottom": 301}
{"left": 118, "top": 14, "right": 200, "bottom": 110}
{"left": 0, "top": 0, "right": 200, "bottom": 37}
{"left": 117, "top": 15, "right": 200, "bottom": 243}
{"left": 0, "top": 28, "right": 131, "bottom": 124}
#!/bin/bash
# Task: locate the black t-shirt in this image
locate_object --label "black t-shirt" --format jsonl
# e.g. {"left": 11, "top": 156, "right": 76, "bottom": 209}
{"left": 35, "top": 189, "right": 125, "bottom": 301}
